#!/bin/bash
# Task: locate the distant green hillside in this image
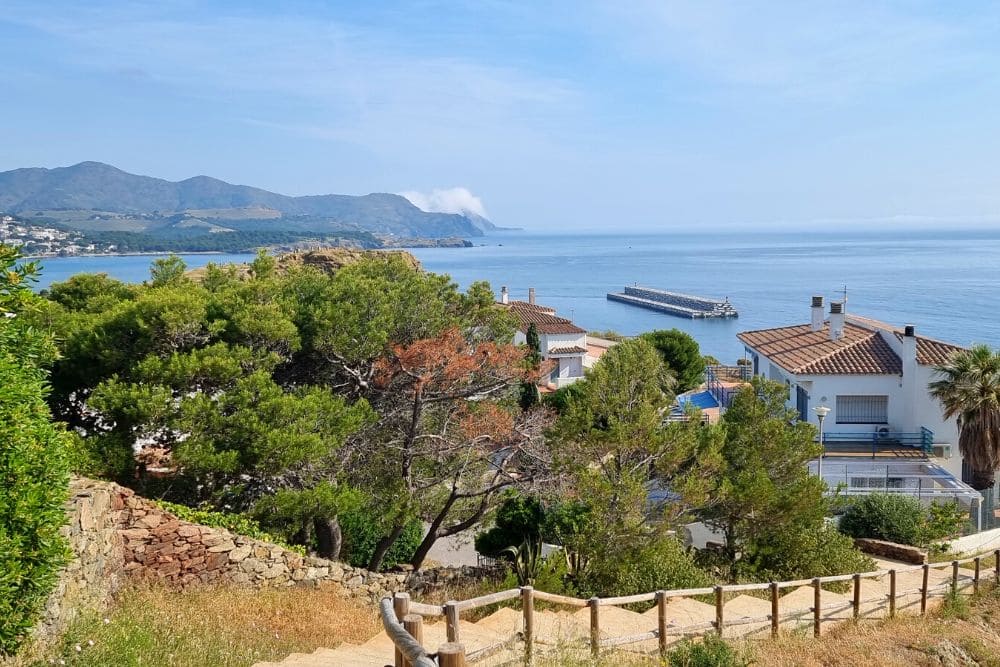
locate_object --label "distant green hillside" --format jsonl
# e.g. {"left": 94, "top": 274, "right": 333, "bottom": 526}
{"left": 0, "top": 162, "right": 494, "bottom": 238}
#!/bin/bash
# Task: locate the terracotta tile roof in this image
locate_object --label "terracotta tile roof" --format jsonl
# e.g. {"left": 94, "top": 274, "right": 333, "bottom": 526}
{"left": 738, "top": 323, "right": 902, "bottom": 375}
{"left": 507, "top": 300, "right": 556, "bottom": 315}
{"left": 846, "top": 314, "right": 966, "bottom": 365}
{"left": 503, "top": 301, "right": 586, "bottom": 335}
{"left": 549, "top": 346, "right": 588, "bottom": 355}
{"left": 911, "top": 336, "right": 966, "bottom": 366}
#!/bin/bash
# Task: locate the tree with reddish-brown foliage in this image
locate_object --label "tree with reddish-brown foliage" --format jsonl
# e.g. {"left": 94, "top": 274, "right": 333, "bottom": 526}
{"left": 358, "top": 328, "right": 554, "bottom": 570}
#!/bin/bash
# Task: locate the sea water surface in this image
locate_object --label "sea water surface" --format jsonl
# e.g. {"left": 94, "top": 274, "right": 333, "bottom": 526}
{"left": 31, "top": 229, "right": 1000, "bottom": 361}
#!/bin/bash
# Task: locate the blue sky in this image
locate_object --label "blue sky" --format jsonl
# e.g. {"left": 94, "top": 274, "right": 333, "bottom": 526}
{"left": 3, "top": 1, "right": 1000, "bottom": 231}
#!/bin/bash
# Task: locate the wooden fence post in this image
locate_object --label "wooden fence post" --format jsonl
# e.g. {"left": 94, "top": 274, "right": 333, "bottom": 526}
{"left": 394, "top": 593, "right": 411, "bottom": 667}
{"left": 974, "top": 557, "right": 981, "bottom": 595}
{"left": 402, "top": 614, "right": 424, "bottom": 667}
{"left": 521, "top": 586, "right": 534, "bottom": 666}
{"left": 812, "top": 579, "right": 821, "bottom": 637}
{"left": 438, "top": 642, "right": 466, "bottom": 667}
{"left": 656, "top": 591, "right": 668, "bottom": 657}
{"left": 952, "top": 561, "right": 959, "bottom": 596}
{"left": 852, "top": 574, "right": 861, "bottom": 621}
{"left": 921, "top": 564, "right": 930, "bottom": 615}
{"left": 995, "top": 550, "right": 1000, "bottom": 581}
{"left": 770, "top": 582, "right": 779, "bottom": 638}
{"left": 589, "top": 597, "right": 600, "bottom": 659}
{"left": 888, "top": 570, "right": 896, "bottom": 618}
{"left": 714, "top": 586, "right": 724, "bottom": 636}
{"left": 445, "top": 601, "right": 460, "bottom": 644}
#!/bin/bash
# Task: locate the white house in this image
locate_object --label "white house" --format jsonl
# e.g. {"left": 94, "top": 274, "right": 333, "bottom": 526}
{"left": 738, "top": 297, "right": 966, "bottom": 469}
{"left": 499, "top": 287, "right": 594, "bottom": 389}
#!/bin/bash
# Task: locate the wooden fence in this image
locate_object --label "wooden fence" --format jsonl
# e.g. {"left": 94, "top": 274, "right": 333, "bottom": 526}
{"left": 380, "top": 550, "right": 1000, "bottom": 666}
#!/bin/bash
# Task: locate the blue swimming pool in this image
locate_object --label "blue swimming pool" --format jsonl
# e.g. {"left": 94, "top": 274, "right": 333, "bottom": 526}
{"left": 677, "top": 390, "right": 720, "bottom": 410}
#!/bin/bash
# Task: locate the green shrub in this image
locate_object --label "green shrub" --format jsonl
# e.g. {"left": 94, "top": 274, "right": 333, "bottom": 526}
{"left": 739, "top": 523, "right": 875, "bottom": 583}
{"left": 155, "top": 501, "right": 305, "bottom": 555}
{"left": 541, "top": 382, "right": 586, "bottom": 414}
{"left": 499, "top": 553, "right": 577, "bottom": 598}
{"left": 667, "top": 634, "right": 748, "bottom": 667}
{"left": 0, "top": 248, "right": 71, "bottom": 656}
{"left": 474, "top": 494, "right": 545, "bottom": 557}
{"left": 839, "top": 493, "right": 967, "bottom": 547}
{"left": 338, "top": 507, "right": 423, "bottom": 570}
{"left": 580, "top": 536, "right": 711, "bottom": 598}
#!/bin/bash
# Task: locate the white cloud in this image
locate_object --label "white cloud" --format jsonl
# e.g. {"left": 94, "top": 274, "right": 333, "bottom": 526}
{"left": 399, "top": 188, "right": 488, "bottom": 218}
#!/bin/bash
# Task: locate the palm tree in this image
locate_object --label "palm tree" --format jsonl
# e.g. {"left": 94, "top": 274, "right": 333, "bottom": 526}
{"left": 929, "top": 344, "right": 1000, "bottom": 490}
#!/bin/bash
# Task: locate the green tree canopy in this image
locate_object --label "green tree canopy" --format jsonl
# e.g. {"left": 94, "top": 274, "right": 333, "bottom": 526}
{"left": 699, "top": 377, "right": 831, "bottom": 581}
{"left": 641, "top": 329, "right": 705, "bottom": 392}
{"left": 930, "top": 344, "right": 1000, "bottom": 490}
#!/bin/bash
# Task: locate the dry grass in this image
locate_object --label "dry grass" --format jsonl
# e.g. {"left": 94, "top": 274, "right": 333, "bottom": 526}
{"left": 746, "top": 585, "right": 1000, "bottom": 667}
{"left": 12, "top": 583, "right": 380, "bottom": 667}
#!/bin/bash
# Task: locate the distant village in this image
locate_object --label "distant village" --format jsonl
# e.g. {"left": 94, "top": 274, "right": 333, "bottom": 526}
{"left": 0, "top": 215, "right": 108, "bottom": 256}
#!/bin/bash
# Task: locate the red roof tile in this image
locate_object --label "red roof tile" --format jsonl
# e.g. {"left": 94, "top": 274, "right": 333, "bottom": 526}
{"left": 503, "top": 301, "right": 586, "bottom": 335}
{"left": 738, "top": 323, "right": 902, "bottom": 375}
{"left": 549, "top": 346, "right": 588, "bottom": 355}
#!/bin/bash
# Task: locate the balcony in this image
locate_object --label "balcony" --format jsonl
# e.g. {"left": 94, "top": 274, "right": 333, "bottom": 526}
{"left": 817, "top": 427, "right": 934, "bottom": 459}
{"left": 705, "top": 365, "right": 751, "bottom": 408}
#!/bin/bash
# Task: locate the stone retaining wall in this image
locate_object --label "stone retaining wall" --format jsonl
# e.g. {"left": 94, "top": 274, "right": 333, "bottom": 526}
{"left": 35, "top": 478, "right": 501, "bottom": 642}
{"left": 855, "top": 537, "right": 928, "bottom": 564}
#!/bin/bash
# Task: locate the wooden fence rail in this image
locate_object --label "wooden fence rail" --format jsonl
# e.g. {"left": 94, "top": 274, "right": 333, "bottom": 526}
{"left": 379, "top": 549, "right": 1000, "bottom": 665}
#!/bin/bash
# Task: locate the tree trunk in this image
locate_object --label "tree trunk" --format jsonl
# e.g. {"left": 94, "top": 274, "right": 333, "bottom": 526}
{"left": 967, "top": 467, "right": 996, "bottom": 492}
{"left": 314, "top": 516, "right": 343, "bottom": 560}
{"left": 410, "top": 493, "right": 459, "bottom": 571}
{"left": 368, "top": 522, "right": 406, "bottom": 571}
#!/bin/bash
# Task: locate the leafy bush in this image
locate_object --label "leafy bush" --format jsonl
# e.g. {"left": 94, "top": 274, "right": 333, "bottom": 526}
{"left": 499, "top": 553, "right": 577, "bottom": 598}
{"left": 541, "top": 381, "right": 586, "bottom": 414}
{"left": 338, "top": 506, "right": 423, "bottom": 570}
{"left": 474, "top": 494, "right": 545, "bottom": 557}
{"left": 0, "top": 248, "right": 71, "bottom": 656}
{"left": 737, "top": 523, "right": 875, "bottom": 583}
{"left": 839, "top": 493, "right": 968, "bottom": 547}
{"left": 155, "top": 501, "right": 305, "bottom": 555}
{"left": 580, "top": 536, "right": 711, "bottom": 598}
{"left": 668, "top": 634, "right": 748, "bottom": 667}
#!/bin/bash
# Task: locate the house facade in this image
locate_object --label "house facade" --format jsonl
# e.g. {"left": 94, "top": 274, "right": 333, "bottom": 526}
{"left": 499, "top": 287, "right": 595, "bottom": 389}
{"left": 737, "top": 296, "right": 966, "bottom": 480}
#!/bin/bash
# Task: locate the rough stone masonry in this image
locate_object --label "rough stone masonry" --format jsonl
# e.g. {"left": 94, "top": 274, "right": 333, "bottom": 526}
{"left": 35, "top": 477, "right": 499, "bottom": 642}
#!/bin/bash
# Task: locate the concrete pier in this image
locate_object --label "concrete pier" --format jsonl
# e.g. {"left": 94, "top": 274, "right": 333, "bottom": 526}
{"left": 606, "top": 286, "right": 738, "bottom": 319}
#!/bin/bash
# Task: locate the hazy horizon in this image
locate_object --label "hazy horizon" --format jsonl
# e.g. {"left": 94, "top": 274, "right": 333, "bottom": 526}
{"left": 4, "top": 2, "right": 1000, "bottom": 232}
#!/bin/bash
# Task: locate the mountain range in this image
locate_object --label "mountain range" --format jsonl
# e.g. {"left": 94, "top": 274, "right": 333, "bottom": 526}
{"left": 0, "top": 162, "right": 495, "bottom": 238}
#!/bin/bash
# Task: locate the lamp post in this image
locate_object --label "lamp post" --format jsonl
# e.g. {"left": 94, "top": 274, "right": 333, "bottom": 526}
{"left": 813, "top": 405, "right": 831, "bottom": 483}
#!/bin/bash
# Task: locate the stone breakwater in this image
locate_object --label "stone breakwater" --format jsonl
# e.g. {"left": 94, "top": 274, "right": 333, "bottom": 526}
{"left": 35, "top": 478, "right": 501, "bottom": 643}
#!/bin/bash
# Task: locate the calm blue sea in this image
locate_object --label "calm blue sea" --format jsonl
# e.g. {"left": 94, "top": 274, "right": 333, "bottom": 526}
{"left": 30, "top": 229, "right": 1000, "bottom": 362}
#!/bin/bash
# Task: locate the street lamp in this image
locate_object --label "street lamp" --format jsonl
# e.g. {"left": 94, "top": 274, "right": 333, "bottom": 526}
{"left": 813, "top": 405, "right": 831, "bottom": 483}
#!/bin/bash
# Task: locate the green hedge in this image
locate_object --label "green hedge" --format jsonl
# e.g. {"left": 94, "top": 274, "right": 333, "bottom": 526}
{"left": 0, "top": 353, "right": 71, "bottom": 654}
{"left": 838, "top": 493, "right": 968, "bottom": 548}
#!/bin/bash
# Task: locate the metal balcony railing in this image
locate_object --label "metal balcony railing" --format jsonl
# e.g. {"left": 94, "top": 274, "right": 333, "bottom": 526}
{"left": 818, "top": 427, "right": 934, "bottom": 457}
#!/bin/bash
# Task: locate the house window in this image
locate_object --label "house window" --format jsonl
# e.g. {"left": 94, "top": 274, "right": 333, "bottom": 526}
{"left": 836, "top": 395, "right": 888, "bottom": 424}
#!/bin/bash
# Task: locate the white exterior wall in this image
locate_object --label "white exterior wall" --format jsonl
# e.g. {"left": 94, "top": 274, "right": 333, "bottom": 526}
{"left": 540, "top": 332, "right": 587, "bottom": 355}
{"left": 796, "top": 373, "right": 904, "bottom": 434}
{"left": 748, "top": 345, "right": 963, "bottom": 479}
{"left": 555, "top": 355, "right": 584, "bottom": 379}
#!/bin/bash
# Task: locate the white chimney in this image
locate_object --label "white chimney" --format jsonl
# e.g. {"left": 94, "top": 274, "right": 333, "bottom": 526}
{"left": 500, "top": 286, "right": 509, "bottom": 305}
{"left": 829, "top": 301, "right": 845, "bottom": 341}
{"left": 901, "top": 324, "right": 919, "bottom": 431}
{"left": 902, "top": 324, "right": 917, "bottom": 361}
{"left": 810, "top": 295, "right": 824, "bottom": 332}
{"left": 528, "top": 287, "right": 536, "bottom": 305}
